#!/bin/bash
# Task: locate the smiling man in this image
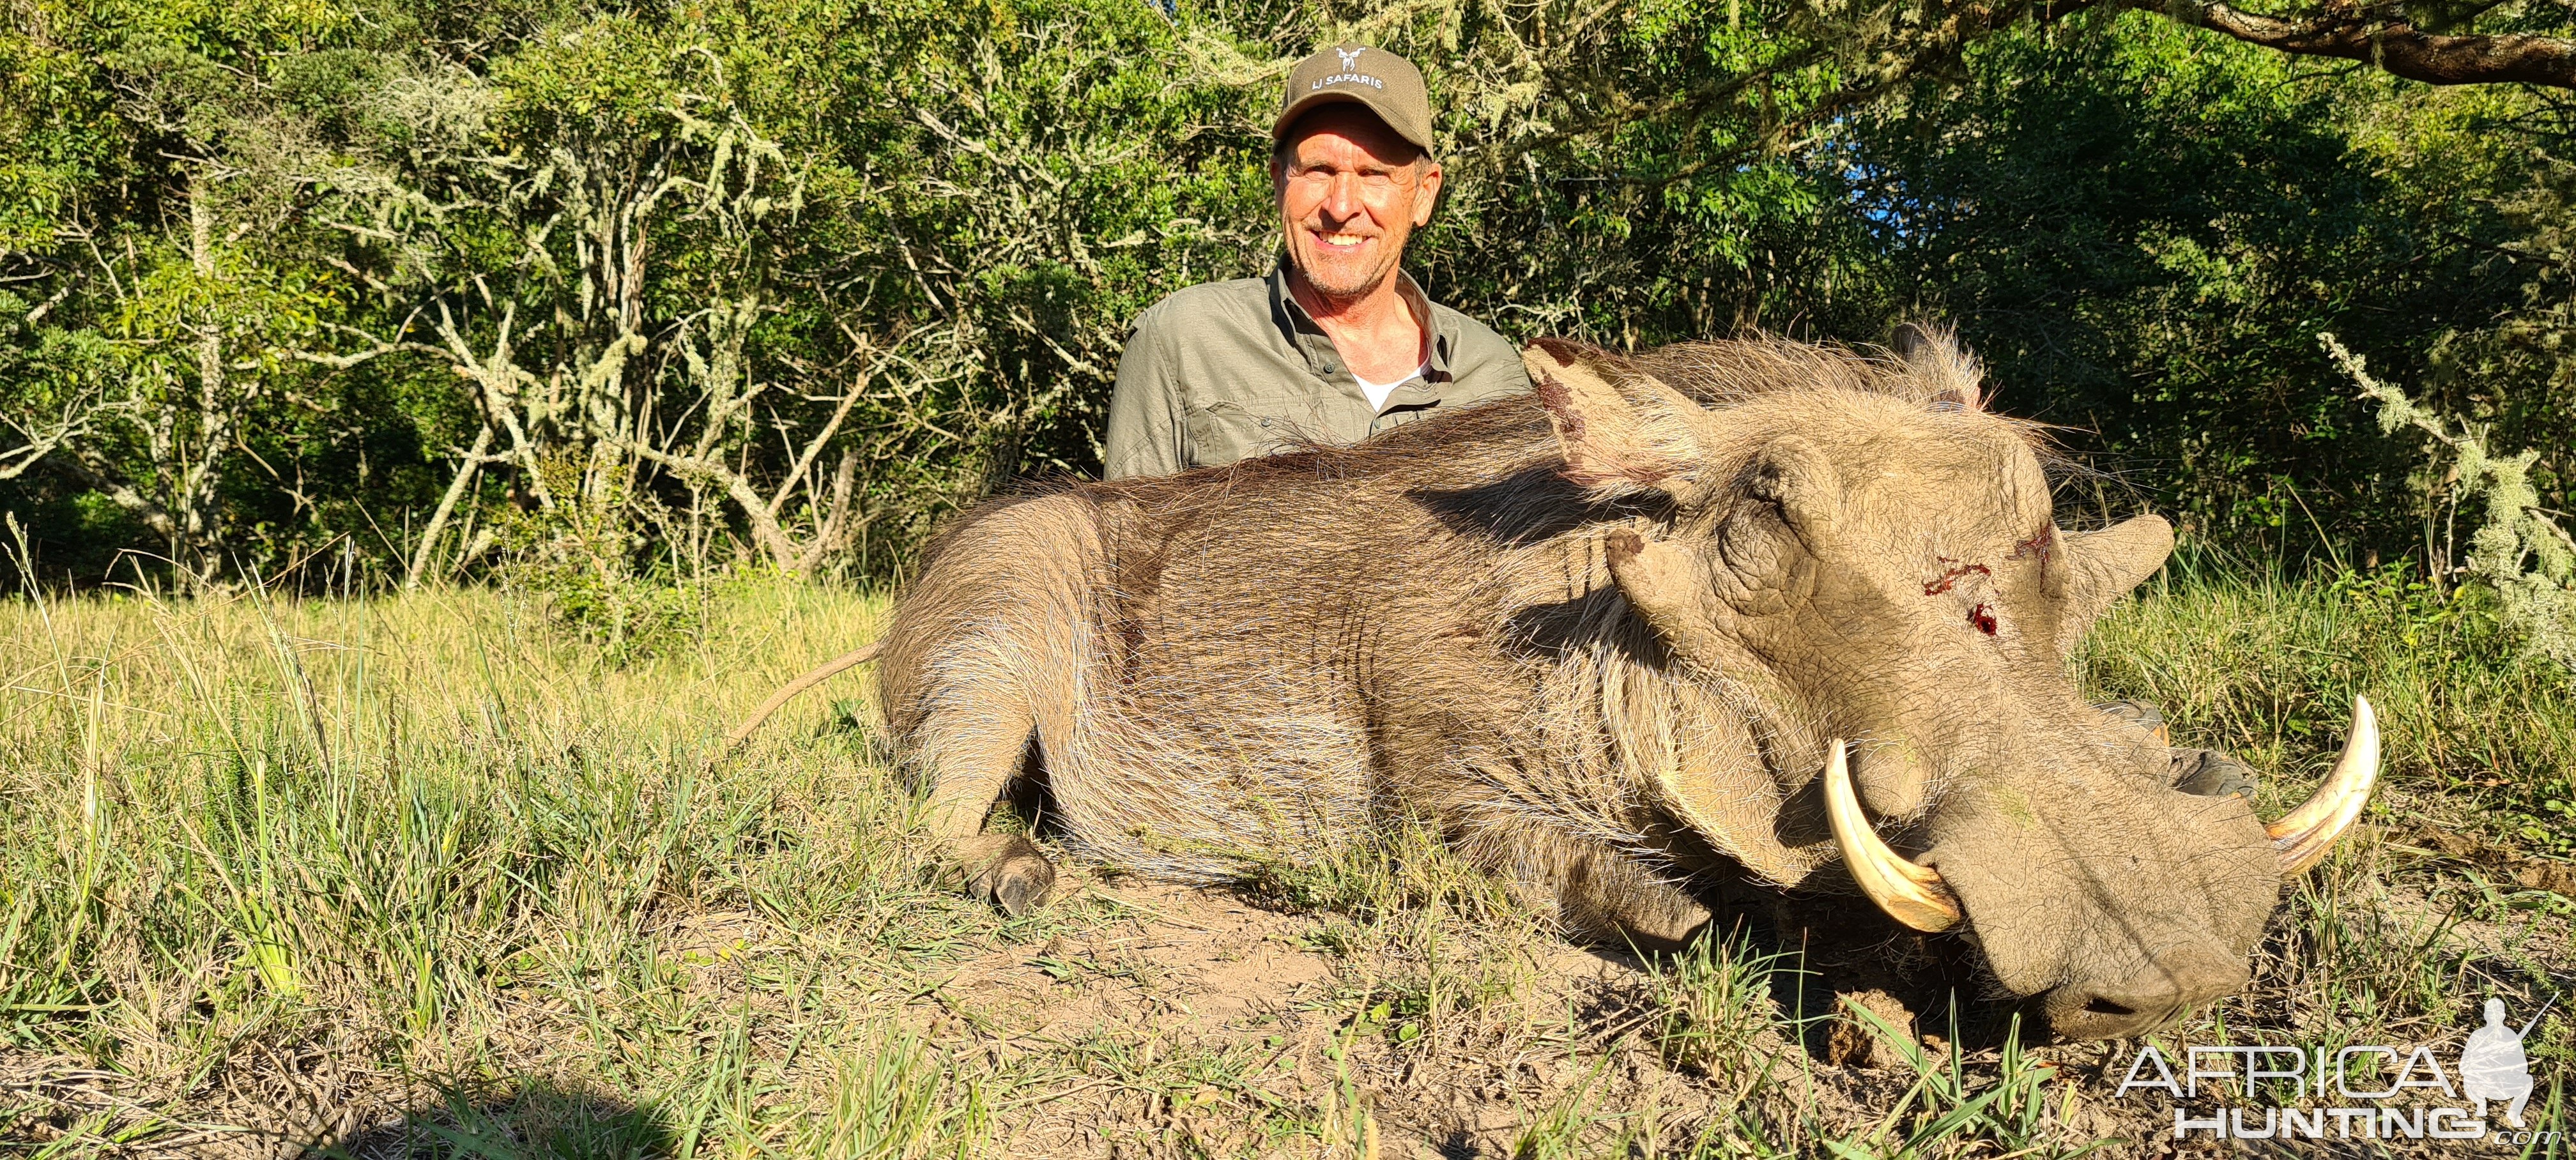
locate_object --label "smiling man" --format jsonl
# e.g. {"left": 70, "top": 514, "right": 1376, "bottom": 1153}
{"left": 1102, "top": 43, "right": 1533, "bottom": 478}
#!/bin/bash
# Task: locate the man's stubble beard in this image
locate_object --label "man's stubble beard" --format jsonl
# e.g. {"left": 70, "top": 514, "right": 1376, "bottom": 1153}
{"left": 1292, "top": 222, "right": 1411, "bottom": 304}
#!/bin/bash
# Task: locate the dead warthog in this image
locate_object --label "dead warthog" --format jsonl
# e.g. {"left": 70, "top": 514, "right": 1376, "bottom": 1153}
{"left": 746, "top": 331, "right": 2378, "bottom": 1041}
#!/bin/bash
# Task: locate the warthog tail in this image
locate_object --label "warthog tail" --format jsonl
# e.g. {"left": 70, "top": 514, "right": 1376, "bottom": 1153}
{"left": 721, "top": 639, "right": 884, "bottom": 754}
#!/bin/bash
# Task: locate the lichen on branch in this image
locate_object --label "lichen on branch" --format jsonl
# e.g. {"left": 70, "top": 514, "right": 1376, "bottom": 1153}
{"left": 2323, "top": 332, "right": 2576, "bottom": 671}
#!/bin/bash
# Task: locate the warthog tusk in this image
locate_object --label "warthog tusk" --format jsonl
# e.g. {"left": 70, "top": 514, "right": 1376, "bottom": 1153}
{"left": 2266, "top": 694, "right": 2380, "bottom": 875}
{"left": 1823, "top": 740, "right": 1963, "bottom": 933}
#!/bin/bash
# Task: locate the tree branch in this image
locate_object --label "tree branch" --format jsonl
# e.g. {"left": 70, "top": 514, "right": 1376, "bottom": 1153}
{"left": 405, "top": 424, "right": 502, "bottom": 590}
{"left": 763, "top": 366, "right": 867, "bottom": 518}
{"left": 794, "top": 448, "right": 862, "bottom": 576}
{"left": 2096, "top": 0, "right": 2576, "bottom": 88}
{"left": 0, "top": 388, "right": 101, "bottom": 481}
{"left": 619, "top": 440, "right": 802, "bottom": 571}
{"left": 42, "top": 454, "right": 181, "bottom": 542}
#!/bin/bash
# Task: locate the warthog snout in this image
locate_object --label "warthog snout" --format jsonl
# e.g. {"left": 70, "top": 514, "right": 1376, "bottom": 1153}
{"left": 2042, "top": 938, "right": 2251, "bottom": 1041}
{"left": 1820, "top": 699, "right": 2378, "bottom": 1038}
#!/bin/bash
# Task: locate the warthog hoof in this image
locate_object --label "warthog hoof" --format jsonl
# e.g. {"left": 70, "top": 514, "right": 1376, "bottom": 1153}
{"left": 2170, "top": 749, "right": 2257, "bottom": 799}
{"left": 2092, "top": 698, "right": 2170, "bottom": 745}
{"left": 2096, "top": 700, "right": 2255, "bottom": 798}
{"left": 963, "top": 834, "right": 1057, "bottom": 916}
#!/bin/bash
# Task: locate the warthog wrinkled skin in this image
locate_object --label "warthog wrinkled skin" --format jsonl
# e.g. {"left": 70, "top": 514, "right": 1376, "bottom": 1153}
{"left": 878, "top": 332, "right": 2281, "bottom": 1040}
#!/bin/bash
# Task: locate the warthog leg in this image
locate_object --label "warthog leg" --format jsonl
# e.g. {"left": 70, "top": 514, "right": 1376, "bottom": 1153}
{"left": 1464, "top": 818, "right": 1713, "bottom": 953}
{"left": 898, "top": 675, "right": 1067, "bottom": 916}
{"left": 879, "top": 494, "right": 1097, "bottom": 918}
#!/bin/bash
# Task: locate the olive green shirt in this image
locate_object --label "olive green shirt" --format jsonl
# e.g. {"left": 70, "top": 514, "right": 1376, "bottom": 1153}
{"left": 1102, "top": 267, "right": 1533, "bottom": 479}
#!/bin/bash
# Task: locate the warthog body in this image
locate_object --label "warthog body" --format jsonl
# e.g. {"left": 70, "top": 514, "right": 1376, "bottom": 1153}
{"left": 878, "top": 333, "right": 2330, "bottom": 1039}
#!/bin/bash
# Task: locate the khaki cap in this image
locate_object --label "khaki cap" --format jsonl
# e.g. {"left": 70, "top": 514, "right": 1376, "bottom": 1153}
{"left": 1272, "top": 43, "right": 1436, "bottom": 158}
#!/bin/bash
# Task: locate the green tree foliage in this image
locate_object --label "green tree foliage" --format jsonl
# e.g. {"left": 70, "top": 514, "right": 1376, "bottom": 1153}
{"left": 1850, "top": 17, "right": 2548, "bottom": 553}
{"left": 1, "top": 0, "right": 2571, "bottom": 590}
{"left": 3, "top": 0, "right": 1287, "bottom": 584}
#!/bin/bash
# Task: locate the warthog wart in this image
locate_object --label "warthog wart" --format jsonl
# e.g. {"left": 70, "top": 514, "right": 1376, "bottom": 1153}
{"left": 742, "top": 330, "right": 2378, "bottom": 1041}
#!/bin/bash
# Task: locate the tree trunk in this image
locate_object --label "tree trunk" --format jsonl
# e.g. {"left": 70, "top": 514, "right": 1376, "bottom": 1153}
{"left": 177, "top": 176, "right": 235, "bottom": 582}
{"left": 406, "top": 424, "right": 496, "bottom": 590}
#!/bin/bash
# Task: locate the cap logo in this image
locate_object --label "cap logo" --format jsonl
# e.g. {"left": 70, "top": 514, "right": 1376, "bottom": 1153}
{"left": 1310, "top": 46, "right": 1388, "bottom": 93}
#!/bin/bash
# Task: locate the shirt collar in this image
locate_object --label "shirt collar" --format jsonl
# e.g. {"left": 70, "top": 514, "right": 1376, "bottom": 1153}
{"left": 1267, "top": 263, "right": 1459, "bottom": 384}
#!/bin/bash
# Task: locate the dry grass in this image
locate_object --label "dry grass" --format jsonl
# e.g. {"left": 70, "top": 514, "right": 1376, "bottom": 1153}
{"left": 0, "top": 572, "right": 2568, "bottom": 1157}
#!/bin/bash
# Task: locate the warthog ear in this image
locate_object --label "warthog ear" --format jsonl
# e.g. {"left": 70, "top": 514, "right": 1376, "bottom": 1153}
{"left": 1891, "top": 321, "right": 1984, "bottom": 411}
{"left": 1524, "top": 339, "right": 1703, "bottom": 497}
{"left": 2057, "top": 514, "right": 2175, "bottom": 649}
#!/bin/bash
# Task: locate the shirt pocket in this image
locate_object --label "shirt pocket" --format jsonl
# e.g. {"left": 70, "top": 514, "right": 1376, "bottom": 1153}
{"left": 1183, "top": 395, "right": 1328, "bottom": 468}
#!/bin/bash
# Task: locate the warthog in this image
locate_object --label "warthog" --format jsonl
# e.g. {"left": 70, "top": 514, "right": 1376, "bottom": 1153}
{"left": 758, "top": 332, "right": 2377, "bottom": 1041}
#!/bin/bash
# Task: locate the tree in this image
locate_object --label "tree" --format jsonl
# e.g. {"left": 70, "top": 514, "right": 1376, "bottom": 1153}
{"left": 1851, "top": 13, "right": 2563, "bottom": 562}
{"left": 5, "top": 0, "right": 2570, "bottom": 588}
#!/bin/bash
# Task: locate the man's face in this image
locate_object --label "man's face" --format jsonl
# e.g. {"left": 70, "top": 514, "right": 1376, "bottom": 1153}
{"left": 1274, "top": 105, "right": 1444, "bottom": 302}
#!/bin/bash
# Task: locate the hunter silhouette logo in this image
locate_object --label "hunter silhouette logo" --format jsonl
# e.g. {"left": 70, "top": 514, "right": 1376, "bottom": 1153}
{"left": 1337, "top": 47, "right": 1363, "bottom": 71}
{"left": 2463, "top": 996, "right": 2539, "bottom": 1128}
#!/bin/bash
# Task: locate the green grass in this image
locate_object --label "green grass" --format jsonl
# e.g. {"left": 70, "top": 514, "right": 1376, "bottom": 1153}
{"left": 0, "top": 569, "right": 2569, "bottom": 1157}
{"left": 2084, "top": 556, "right": 2576, "bottom": 857}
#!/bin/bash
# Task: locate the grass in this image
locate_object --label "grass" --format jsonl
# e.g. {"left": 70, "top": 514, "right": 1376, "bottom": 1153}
{"left": 0, "top": 566, "right": 2569, "bottom": 1157}
{"left": 2084, "top": 555, "right": 2576, "bottom": 857}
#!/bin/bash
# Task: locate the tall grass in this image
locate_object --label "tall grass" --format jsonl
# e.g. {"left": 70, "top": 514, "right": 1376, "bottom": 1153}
{"left": 0, "top": 567, "right": 2568, "bottom": 1156}
{"left": 0, "top": 583, "right": 1000, "bottom": 1152}
{"left": 2083, "top": 555, "right": 2576, "bottom": 855}
{"left": 2079, "top": 557, "right": 2573, "bottom": 1153}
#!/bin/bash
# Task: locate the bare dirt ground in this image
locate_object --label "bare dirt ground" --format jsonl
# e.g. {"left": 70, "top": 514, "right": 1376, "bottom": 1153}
{"left": 945, "top": 864, "right": 2568, "bottom": 1160}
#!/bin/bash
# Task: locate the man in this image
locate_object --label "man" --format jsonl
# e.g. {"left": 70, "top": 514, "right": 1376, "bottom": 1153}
{"left": 1102, "top": 43, "right": 1532, "bottom": 479}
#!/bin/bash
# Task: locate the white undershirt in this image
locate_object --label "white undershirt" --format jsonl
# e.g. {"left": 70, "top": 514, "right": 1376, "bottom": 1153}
{"left": 1352, "top": 362, "right": 1429, "bottom": 412}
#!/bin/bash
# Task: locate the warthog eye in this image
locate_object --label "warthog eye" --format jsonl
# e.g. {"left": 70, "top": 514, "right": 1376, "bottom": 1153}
{"left": 1968, "top": 603, "right": 1997, "bottom": 635}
